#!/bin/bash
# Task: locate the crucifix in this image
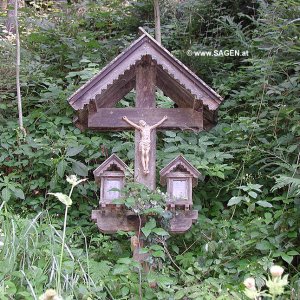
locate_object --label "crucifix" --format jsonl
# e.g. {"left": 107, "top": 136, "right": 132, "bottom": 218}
{"left": 122, "top": 115, "right": 168, "bottom": 174}
{"left": 68, "top": 28, "right": 223, "bottom": 233}
{"left": 84, "top": 55, "right": 205, "bottom": 190}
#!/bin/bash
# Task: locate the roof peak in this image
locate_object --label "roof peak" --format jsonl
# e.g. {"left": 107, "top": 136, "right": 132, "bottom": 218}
{"left": 160, "top": 155, "right": 203, "bottom": 186}
{"left": 68, "top": 27, "right": 223, "bottom": 112}
{"left": 93, "top": 154, "right": 128, "bottom": 182}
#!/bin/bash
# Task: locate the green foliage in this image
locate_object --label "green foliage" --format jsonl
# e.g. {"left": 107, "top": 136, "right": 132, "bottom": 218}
{"left": 0, "top": 0, "right": 299, "bottom": 299}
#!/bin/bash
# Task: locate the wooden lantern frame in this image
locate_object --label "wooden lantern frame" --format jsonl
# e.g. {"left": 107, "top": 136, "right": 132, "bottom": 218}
{"left": 160, "top": 155, "right": 202, "bottom": 210}
{"left": 93, "top": 154, "right": 128, "bottom": 208}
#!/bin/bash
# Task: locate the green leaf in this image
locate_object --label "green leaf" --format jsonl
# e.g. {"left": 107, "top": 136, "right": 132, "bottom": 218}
{"left": 256, "top": 240, "right": 271, "bottom": 251}
{"left": 4, "top": 281, "right": 17, "bottom": 295}
{"left": 14, "top": 188, "right": 25, "bottom": 200}
{"left": 112, "top": 264, "right": 129, "bottom": 275}
{"left": 57, "top": 160, "right": 67, "bottom": 178}
{"left": 1, "top": 188, "right": 11, "bottom": 202}
{"left": 174, "top": 289, "right": 186, "bottom": 300}
{"left": 227, "top": 196, "right": 243, "bottom": 206}
{"left": 150, "top": 245, "right": 164, "bottom": 251}
{"left": 71, "top": 160, "right": 89, "bottom": 176}
{"left": 281, "top": 253, "right": 293, "bottom": 264}
{"left": 165, "top": 131, "right": 176, "bottom": 137}
{"left": 256, "top": 200, "right": 272, "bottom": 208}
{"left": 66, "top": 145, "right": 85, "bottom": 157}
{"left": 142, "top": 219, "right": 156, "bottom": 238}
{"left": 117, "top": 257, "right": 132, "bottom": 265}
{"left": 152, "top": 250, "right": 165, "bottom": 260}
{"left": 153, "top": 228, "right": 169, "bottom": 236}
{"left": 248, "top": 191, "right": 258, "bottom": 198}
{"left": 164, "top": 146, "right": 178, "bottom": 153}
{"left": 48, "top": 193, "right": 72, "bottom": 206}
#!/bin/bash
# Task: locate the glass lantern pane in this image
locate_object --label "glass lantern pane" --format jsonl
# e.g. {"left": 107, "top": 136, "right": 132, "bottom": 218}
{"left": 104, "top": 179, "right": 121, "bottom": 200}
{"left": 172, "top": 180, "right": 187, "bottom": 199}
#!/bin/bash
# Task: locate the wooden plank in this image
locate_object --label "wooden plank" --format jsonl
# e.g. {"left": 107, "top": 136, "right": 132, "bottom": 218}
{"left": 156, "top": 67, "right": 199, "bottom": 109}
{"left": 135, "top": 57, "right": 157, "bottom": 190}
{"left": 91, "top": 210, "right": 143, "bottom": 233}
{"left": 169, "top": 210, "right": 198, "bottom": 234}
{"left": 95, "top": 67, "right": 136, "bottom": 109}
{"left": 88, "top": 108, "right": 203, "bottom": 130}
{"left": 91, "top": 209, "right": 198, "bottom": 234}
{"left": 68, "top": 31, "right": 223, "bottom": 112}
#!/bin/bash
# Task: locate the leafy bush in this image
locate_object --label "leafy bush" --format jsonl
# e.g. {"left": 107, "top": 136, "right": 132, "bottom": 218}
{"left": 0, "top": 0, "right": 299, "bottom": 299}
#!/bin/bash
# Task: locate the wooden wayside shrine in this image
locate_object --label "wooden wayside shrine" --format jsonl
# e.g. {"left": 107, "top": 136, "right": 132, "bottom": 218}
{"left": 68, "top": 28, "right": 223, "bottom": 236}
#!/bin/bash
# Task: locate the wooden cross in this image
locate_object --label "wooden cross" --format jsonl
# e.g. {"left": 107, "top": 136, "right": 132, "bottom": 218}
{"left": 87, "top": 58, "right": 202, "bottom": 190}
{"left": 69, "top": 28, "right": 222, "bottom": 191}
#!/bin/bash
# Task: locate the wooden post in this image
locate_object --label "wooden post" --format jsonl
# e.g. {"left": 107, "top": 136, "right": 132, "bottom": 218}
{"left": 135, "top": 57, "right": 156, "bottom": 190}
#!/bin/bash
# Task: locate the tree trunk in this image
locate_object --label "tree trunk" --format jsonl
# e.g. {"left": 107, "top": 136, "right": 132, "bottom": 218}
{"left": 14, "top": 0, "right": 25, "bottom": 134}
{"left": 154, "top": 0, "right": 161, "bottom": 45}
{"left": 6, "top": 0, "right": 15, "bottom": 33}
{"left": 0, "top": 0, "right": 7, "bottom": 11}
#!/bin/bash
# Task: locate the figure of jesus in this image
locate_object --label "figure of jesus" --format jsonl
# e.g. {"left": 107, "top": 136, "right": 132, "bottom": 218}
{"left": 122, "top": 115, "right": 168, "bottom": 174}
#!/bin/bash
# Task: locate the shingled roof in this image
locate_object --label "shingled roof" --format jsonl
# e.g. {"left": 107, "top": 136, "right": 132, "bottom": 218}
{"left": 68, "top": 28, "right": 223, "bottom": 128}
{"left": 160, "top": 155, "right": 203, "bottom": 187}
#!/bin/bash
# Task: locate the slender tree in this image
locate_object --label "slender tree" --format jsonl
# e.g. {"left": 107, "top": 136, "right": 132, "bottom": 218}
{"left": 14, "top": 0, "right": 25, "bottom": 134}
{"left": 154, "top": 0, "right": 161, "bottom": 44}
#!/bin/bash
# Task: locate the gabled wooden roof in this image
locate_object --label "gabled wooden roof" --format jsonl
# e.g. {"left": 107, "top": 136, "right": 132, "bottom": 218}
{"left": 160, "top": 155, "right": 202, "bottom": 187}
{"left": 93, "top": 154, "right": 128, "bottom": 183}
{"left": 68, "top": 28, "right": 223, "bottom": 116}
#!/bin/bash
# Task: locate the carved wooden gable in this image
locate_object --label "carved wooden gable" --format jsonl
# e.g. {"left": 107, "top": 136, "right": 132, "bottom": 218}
{"left": 93, "top": 154, "right": 128, "bottom": 207}
{"left": 93, "top": 154, "right": 127, "bottom": 183}
{"left": 160, "top": 155, "right": 202, "bottom": 187}
{"left": 68, "top": 28, "right": 223, "bottom": 131}
{"left": 160, "top": 155, "right": 202, "bottom": 209}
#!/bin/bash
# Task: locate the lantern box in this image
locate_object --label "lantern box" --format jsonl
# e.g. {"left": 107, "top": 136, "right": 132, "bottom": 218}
{"left": 160, "top": 155, "right": 202, "bottom": 210}
{"left": 93, "top": 154, "right": 128, "bottom": 208}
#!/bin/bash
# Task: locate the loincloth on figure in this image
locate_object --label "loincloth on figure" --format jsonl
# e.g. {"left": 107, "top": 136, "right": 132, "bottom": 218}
{"left": 139, "top": 140, "right": 150, "bottom": 152}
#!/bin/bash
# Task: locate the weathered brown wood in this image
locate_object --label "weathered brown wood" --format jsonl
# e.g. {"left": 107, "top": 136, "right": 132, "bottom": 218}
{"left": 68, "top": 29, "right": 223, "bottom": 117}
{"left": 160, "top": 155, "right": 202, "bottom": 187}
{"left": 95, "top": 67, "right": 136, "bottom": 109}
{"left": 134, "top": 58, "right": 157, "bottom": 190}
{"left": 91, "top": 209, "right": 144, "bottom": 233}
{"left": 91, "top": 209, "right": 198, "bottom": 234}
{"left": 156, "top": 67, "right": 202, "bottom": 110}
{"left": 169, "top": 210, "right": 198, "bottom": 233}
{"left": 160, "top": 155, "right": 203, "bottom": 210}
{"left": 88, "top": 108, "right": 203, "bottom": 131}
{"left": 68, "top": 28, "right": 224, "bottom": 238}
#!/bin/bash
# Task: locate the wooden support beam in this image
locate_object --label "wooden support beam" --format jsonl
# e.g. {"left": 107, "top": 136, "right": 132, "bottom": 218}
{"left": 156, "top": 67, "right": 202, "bottom": 110}
{"left": 168, "top": 210, "right": 198, "bottom": 233}
{"left": 135, "top": 57, "right": 157, "bottom": 190}
{"left": 96, "top": 68, "right": 136, "bottom": 109}
{"left": 88, "top": 108, "right": 203, "bottom": 131}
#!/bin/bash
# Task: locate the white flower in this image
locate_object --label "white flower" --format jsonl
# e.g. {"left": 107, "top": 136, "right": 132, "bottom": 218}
{"left": 66, "top": 175, "right": 87, "bottom": 187}
{"left": 243, "top": 277, "right": 256, "bottom": 290}
{"left": 266, "top": 274, "right": 288, "bottom": 296}
{"left": 39, "top": 289, "right": 63, "bottom": 300}
{"left": 204, "top": 243, "right": 209, "bottom": 252}
{"left": 270, "top": 265, "right": 284, "bottom": 278}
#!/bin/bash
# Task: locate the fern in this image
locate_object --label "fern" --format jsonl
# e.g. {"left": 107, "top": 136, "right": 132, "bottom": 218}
{"left": 271, "top": 175, "right": 300, "bottom": 196}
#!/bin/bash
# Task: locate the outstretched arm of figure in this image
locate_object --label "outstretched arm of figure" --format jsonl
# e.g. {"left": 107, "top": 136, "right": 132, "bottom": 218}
{"left": 150, "top": 115, "right": 168, "bottom": 129}
{"left": 122, "top": 116, "right": 141, "bottom": 130}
